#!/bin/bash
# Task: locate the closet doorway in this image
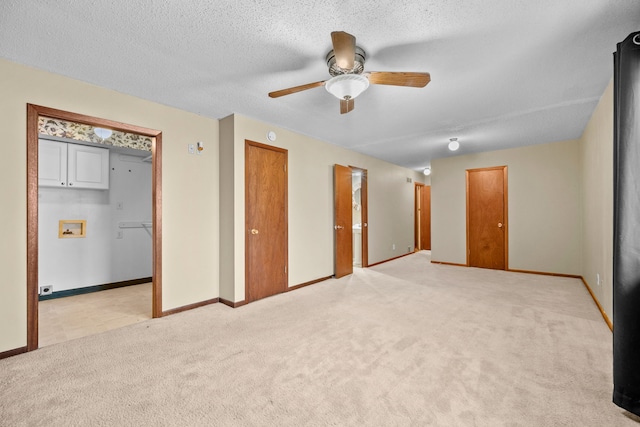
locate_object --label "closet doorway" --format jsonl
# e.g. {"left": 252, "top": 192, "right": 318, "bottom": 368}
{"left": 26, "top": 105, "right": 163, "bottom": 351}
{"left": 334, "top": 164, "right": 368, "bottom": 278}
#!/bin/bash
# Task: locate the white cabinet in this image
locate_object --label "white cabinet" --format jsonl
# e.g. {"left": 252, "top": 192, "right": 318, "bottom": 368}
{"left": 67, "top": 143, "right": 110, "bottom": 189}
{"left": 38, "top": 140, "right": 68, "bottom": 187}
{"left": 39, "top": 139, "right": 109, "bottom": 189}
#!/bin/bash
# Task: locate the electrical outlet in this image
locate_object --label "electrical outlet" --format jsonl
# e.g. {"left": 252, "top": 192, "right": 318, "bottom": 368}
{"left": 596, "top": 273, "right": 601, "bottom": 286}
{"left": 408, "top": 246, "right": 411, "bottom": 252}
{"left": 392, "top": 244, "right": 396, "bottom": 250}
{"left": 39, "top": 285, "right": 53, "bottom": 296}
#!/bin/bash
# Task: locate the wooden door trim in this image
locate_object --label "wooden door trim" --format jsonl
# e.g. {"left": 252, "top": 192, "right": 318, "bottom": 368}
{"left": 349, "top": 166, "right": 368, "bottom": 267}
{"left": 244, "top": 140, "right": 288, "bottom": 303}
{"left": 26, "top": 104, "right": 163, "bottom": 351}
{"left": 465, "top": 165, "right": 508, "bottom": 269}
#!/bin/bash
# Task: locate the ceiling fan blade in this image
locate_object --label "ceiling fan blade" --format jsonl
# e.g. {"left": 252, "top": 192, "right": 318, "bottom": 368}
{"left": 268, "top": 81, "right": 326, "bottom": 98}
{"left": 331, "top": 31, "right": 356, "bottom": 70}
{"left": 340, "top": 98, "right": 354, "bottom": 114}
{"left": 366, "top": 72, "right": 431, "bottom": 87}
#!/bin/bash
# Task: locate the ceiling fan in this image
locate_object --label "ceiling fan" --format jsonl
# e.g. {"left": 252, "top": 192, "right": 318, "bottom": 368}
{"left": 268, "top": 31, "right": 431, "bottom": 114}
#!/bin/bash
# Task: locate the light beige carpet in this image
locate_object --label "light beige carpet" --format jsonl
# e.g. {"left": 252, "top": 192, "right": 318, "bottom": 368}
{"left": 0, "top": 251, "right": 635, "bottom": 426}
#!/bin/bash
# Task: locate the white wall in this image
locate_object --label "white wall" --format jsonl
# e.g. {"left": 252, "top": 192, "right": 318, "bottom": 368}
{"left": 579, "top": 80, "right": 613, "bottom": 317}
{"left": 109, "top": 152, "right": 153, "bottom": 283}
{"left": 352, "top": 173, "right": 362, "bottom": 226}
{"left": 39, "top": 149, "right": 152, "bottom": 292}
{"left": 219, "top": 114, "right": 425, "bottom": 302}
{"left": 0, "top": 58, "right": 219, "bottom": 352}
{"left": 431, "top": 139, "right": 583, "bottom": 275}
{"left": 39, "top": 185, "right": 111, "bottom": 292}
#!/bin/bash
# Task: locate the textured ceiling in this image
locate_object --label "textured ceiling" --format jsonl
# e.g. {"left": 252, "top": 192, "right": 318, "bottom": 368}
{"left": 2, "top": 1, "right": 639, "bottom": 171}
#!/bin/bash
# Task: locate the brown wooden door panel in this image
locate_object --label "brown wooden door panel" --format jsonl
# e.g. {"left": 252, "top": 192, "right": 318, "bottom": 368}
{"left": 415, "top": 184, "right": 422, "bottom": 250}
{"left": 422, "top": 185, "right": 431, "bottom": 250}
{"left": 467, "top": 167, "right": 507, "bottom": 270}
{"left": 334, "top": 164, "right": 353, "bottom": 278}
{"left": 246, "top": 141, "right": 288, "bottom": 302}
{"left": 415, "top": 184, "right": 431, "bottom": 251}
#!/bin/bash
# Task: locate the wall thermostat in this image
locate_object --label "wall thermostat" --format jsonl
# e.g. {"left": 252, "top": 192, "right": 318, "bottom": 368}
{"left": 267, "top": 131, "right": 277, "bottom": 142}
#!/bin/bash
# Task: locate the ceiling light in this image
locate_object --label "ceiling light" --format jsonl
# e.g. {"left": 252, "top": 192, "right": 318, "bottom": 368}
{"left": 448, "top": 138, "right": 460, "bottom": 151}
{"left": 423, "top": 167, "right": 431, "bottom": 176}
{"left": 325, "top": 74, "right": 369, "bottom": 101}
{"left": 94, "top": 127, "right": 113, "bottom": 139}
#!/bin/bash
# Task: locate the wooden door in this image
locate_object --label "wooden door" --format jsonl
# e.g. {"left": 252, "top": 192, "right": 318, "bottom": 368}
{"left": 334, "top": 164, "right": 353, "bottom": 278}
{"left": 467, "top": 166, "right": 508, "bottom": 270}
{"left": 415, "top": 184, "right": 431, "bottom": 250}
{"left": 245, "top": 141, "right": 288, "bottom": 302}
{"left": 415, "top": 184, "right": 423, "bottom": 250}
{"left": 421, "top": 186, "right": 431, "bottom": 250}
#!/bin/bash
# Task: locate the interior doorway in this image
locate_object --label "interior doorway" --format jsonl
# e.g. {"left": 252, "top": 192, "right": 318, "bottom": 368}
{"left": 26, "top": 104, "right": 163, "bottom": 351}
{"left": 334, "top": 164, "right": 368, "bottom": 278}
{"left": 414, "top": 183, "right": 431, "bottom": 251}
{"left": 350, "top": 166, "right": 368, "bottom": 268}
{"left": 466, "top": 166, "right": 508, "bottom": 270}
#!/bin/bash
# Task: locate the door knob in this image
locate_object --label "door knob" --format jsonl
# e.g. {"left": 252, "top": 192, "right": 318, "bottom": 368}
{"left": 334, "top": 225, "right": 344, "bottom": 230}
{"left": 364, "top": 223, "right": 367, "bottom": 227}
{"left": 250, "top": 229, "right": 259, "bottom": 234}
{"left": 498, "top": 223, "right": 503, "bottom": 228}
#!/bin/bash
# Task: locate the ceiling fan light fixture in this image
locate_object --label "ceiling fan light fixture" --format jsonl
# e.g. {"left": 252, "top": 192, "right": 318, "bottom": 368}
{"left": 325, "top": 74, "right": 369, "bottom": 100}
{"left": 448, "top": 138, "right": 460, "bottom": 151}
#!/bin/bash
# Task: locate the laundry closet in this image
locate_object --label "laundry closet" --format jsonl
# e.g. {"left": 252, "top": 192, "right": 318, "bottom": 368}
{"left": 37, "top": 118, "right": 152, "bottom": 298}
